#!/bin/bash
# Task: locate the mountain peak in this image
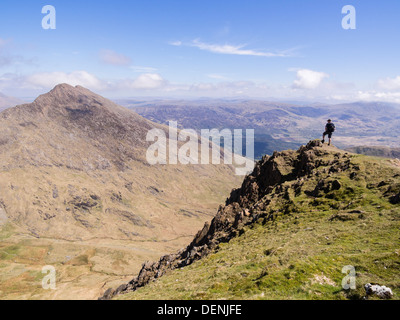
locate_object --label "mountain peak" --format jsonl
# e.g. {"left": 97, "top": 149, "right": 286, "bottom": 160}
{"left": 24, "top": 83, "right": 147, "bottom": 127}
{"left": 33, "top": 83, "right": 99, "bottom": 106}
{"left": 53, "top": 83, "right": 75, "bottom": 90}
{"left": 50, "top": 83, "right": 94, "bottom": 95}
{"left": 0, "top": 84, "right": 156, "bottom": 171}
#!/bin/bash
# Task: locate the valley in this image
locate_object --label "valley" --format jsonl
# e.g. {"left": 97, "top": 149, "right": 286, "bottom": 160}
{"left": 0, "top": 84, "right": 241, "bottom": 299}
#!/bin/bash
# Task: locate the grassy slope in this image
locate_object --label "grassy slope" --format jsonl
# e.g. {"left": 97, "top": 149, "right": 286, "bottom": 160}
{"left": 118, "top": 148, "right": 400, "bottom": 300}
{"left": 0, "top": 163, "right": 241, "bottom": 300}
{"left": 346, "top": 146, "right": 400, "bottom": 159}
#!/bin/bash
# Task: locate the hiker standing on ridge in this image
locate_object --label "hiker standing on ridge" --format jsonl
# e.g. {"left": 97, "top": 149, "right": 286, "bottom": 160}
{"left": 322, "top": 119, "right": 335, "bottom": 146}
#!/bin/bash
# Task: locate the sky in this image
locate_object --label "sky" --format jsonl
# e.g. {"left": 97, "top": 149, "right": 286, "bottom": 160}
{"left": 1, "top": 0, "right": 400, "bottom": 102}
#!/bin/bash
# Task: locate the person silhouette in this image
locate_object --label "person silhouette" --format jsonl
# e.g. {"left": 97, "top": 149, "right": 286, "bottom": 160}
{"left": 322, "top": 119, "right": 335, "bottom": 146}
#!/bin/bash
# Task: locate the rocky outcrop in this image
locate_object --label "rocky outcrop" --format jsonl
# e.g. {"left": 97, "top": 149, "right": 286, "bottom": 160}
{"left": 390, "top": 192, "right": 400, "bottom": 204}
{"left": 99, "top": 141, "right": 330, "bottom": 299}
{"left": 99, "top": 140, "right": 399, "bottom": 300}
{"left": 364, "top": 283, "right": 393, "bottom": 299}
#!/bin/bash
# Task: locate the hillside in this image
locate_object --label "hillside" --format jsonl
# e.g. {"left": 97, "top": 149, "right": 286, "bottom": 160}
{"left": 0, "top": 84, "right": 241, "bottom": 299}
{"left": 346, "top": 146, "right": 400, "bottom": 159}
{"left": 119, "top": 99, "right": 400, "bottom": 158}
{"left": 104, "top": 141, "right": 400, "bottom": 300}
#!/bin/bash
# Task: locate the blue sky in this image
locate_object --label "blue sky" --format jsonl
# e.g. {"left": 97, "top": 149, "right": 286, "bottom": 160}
{"left": 1, "top": 0, "right": 400, "bottom": 102}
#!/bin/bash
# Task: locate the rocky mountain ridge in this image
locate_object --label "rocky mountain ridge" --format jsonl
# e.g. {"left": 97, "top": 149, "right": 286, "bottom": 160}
{"left": 102, "top": 140, "right": 400, "bottom": 299}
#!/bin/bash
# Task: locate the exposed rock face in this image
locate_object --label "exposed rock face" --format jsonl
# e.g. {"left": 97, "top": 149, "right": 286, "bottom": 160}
{"left": 365, "top": 283, "right": 393, "bottom": 299}
{"left": 100, "top": 140, "right": 368, "bottom": 299}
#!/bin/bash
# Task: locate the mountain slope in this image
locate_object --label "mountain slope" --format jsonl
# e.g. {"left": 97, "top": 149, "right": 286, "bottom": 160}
{"left": 0, "top": 84, "right": 241, "bottom": 299}
{"left": 106, "top": 141, "right": 400, "bottom": 300}
{"left": 346, "top": 146, "right": 400, "bottom": 159}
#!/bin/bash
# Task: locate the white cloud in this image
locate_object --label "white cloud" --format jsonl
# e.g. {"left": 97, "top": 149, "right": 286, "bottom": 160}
{"left": 356, "top": 90, "right": 400, "bottom": 104}
{"left": 3, "top": 65, "right": 400, "bottom": 104}
{"left": 292, "top": 69, "right": 329, "bottom": 90}
{"left": 119, "top": 73, "right": 166, "bottom": 90}
{"left": 170, "top": 39, "right": 290, "bottom": 57}
{"left": 129, "top": 65, "right": 158, "bottom": 73}
{"left": 99, "top": 49, "right": 132, "bottom": 66}
{"left": 0, "top": 71, "right": 168, "bottom": 96}
{"left": 190, "top": 39, "right": 288, "bottom": 57}
{"left": 25, "top": 71, "right": 106, "bottom": 91}
{"left": 378, "top": 76, "right": 400, "bottom": 91}
{"left": 207, "top": 74, "right": 230, "bottom": 80}
{"left": 168, "top": 40, "right": 182, "bottom": 46}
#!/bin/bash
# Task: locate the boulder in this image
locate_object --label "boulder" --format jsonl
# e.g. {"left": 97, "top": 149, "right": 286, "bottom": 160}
{"left": 390, "top": 192, "right": 400, "bottom": 204}
{"left": 364, "top": 283, "right": 393, "bottom": 299}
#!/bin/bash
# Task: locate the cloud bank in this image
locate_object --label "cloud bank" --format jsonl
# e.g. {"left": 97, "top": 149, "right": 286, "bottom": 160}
{"left": 1, "top": 68, "right": 400, "bottom": 104}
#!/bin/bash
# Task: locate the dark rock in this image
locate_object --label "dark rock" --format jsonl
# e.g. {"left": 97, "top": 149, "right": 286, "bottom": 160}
{"left": 99, "top": 288, "right": 114, "bottom": 300}
{"left": 125, "top": 182, "right": 133, "bottom": 192}
{"left": 331, "top": 180, "right": 342, "bottom": 191}
{"left": 191, "top": 222, "right": 210, "bottom": 247}
{"left": 328, "top": 211, "right": 364, "bottom": 222}
{"left": 378, "top": 181, "right": 388, "bottom": 187}
{"left": 111, "top": 192, "right": 123, "bottom": 202}
{"left": 52, "top": 186, "right": 59, "bottom": 199}
{"left": 106, "top": 208, "right": 154, "bottom": 228}
{"left": 69, "top": 195, "right": 98, "bottom": 211}
{"left": 390, "top": 192, "right": 400, "bottom": 204}
{"left": 148, "top": 186, "right": 163, "bottom": 195}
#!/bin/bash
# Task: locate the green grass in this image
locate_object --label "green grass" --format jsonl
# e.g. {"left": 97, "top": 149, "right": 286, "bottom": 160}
{"left": 117, "top": 153, "right": 400, "bottom": 300}
{"left": 0, "top": 244, "right": 21, "bottom": 260}
{"left": 0, "top": 223, "right": 15, "bottom": 241}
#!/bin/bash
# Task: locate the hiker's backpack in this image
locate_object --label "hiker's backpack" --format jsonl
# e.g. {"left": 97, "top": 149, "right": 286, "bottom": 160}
{"left": 326, "top": 123, "right": 335, "bottom": 133}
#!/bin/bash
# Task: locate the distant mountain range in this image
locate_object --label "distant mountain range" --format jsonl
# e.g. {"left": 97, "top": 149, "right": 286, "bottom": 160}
{"left": 0, "top": 92, "right": 24, "bottom": 112}
{"left": 117, "top": 99, "right": 400, "bottom": 159}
